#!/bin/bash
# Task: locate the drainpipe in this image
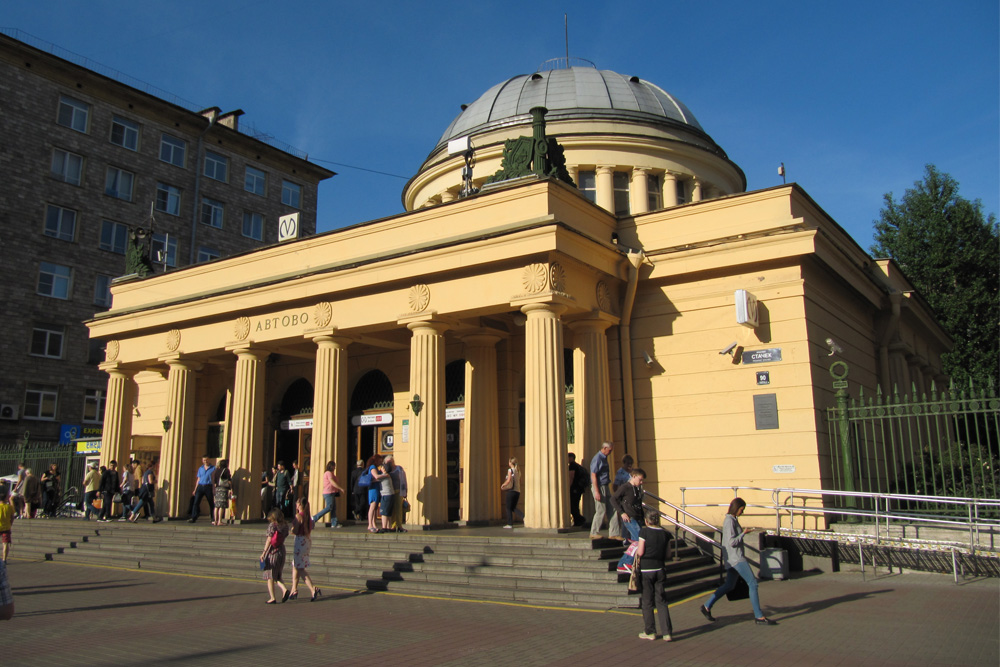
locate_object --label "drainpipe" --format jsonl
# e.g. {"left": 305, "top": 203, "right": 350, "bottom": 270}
{"left": 189, "top": 110, "right": 219, "bottom": 265}
{"left": 618, "top": 248, "right": 645, "bottom": 458}
{"left": 878, "top": 292, "right": 902, "bottom": 391}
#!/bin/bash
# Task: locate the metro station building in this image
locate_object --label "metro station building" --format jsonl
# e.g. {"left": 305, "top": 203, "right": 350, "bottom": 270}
{"left": 86, "top": 65, "right": 950, "bottom": 528}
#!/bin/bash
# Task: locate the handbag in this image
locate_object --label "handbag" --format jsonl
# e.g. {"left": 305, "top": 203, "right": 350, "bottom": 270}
{"left": 627, "top": 556, "right": 642, "bottom": 592}
{"left": 500, "top": 469, "right": 514, "bottom": 491}
{"left": 726, "top": 572, "right": 750, "bottom": 601}
{"left": 259, "top": 557, "right": 269, "bottom": 572}
{"left": 112, "top": 493, "right": 122, "bottom": 503}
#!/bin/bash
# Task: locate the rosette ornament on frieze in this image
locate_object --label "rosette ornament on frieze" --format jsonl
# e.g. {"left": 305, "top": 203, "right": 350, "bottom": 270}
{"left": 233, "top": 316, "right": 251, "bottom": 341}
{"left": 408, "top": 284, "right": 431, "bottom": 313}
{"left": 521, "top": 261, "right": 568, "bottom": 295}
{"left": 314, "top": 301, "right": 333, "bottom": 328}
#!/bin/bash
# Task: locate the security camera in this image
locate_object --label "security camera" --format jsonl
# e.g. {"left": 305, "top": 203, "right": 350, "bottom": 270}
{"left": 825, "top": 338, "right": 843, "bottom": 356}
{"left": 719, "top": 341, "right": 738, "bottom": 355}
{"left": 642, "top": 350, "right": 654, "bottom": 367}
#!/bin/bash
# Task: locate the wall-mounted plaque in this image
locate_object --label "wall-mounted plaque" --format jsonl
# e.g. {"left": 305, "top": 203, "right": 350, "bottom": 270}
{"left": 753, "top": 393, "right": 779, "bottom": 430}
{"left": 742, "top": 348, "right": 782, "bottom": 365}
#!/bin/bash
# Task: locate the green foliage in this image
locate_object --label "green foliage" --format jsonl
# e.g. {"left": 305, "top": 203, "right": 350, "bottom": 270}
{"left": 892, "top": 441, "right": 999, "bottom": 508}
{"left": 871, "top": 165, "right": 999, "bottom": 385}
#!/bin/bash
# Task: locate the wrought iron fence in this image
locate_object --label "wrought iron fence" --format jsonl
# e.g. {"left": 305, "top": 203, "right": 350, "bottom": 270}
{"left": 0, "top": 438, "right": 87, "bottom": 496}
{"left": 827, "top": 371, "right": 1000, "bottom": 513}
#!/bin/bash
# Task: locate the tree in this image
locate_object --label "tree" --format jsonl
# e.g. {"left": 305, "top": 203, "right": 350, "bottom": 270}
{"left": 871, "top": 165, "right": 999, "bottom": 386}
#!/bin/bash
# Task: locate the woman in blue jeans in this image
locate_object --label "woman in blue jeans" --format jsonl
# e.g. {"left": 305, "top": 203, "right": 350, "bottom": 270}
{"left": 700, "top": 497, "right": 778, "bottom": 626}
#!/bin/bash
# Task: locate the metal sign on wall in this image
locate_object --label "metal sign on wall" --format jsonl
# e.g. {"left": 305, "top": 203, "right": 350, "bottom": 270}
{"left": 742, "top": 348, "right": 782, "bottom": 365}
{"left": 753, "top": 393, "right": 779, "bottom": 430}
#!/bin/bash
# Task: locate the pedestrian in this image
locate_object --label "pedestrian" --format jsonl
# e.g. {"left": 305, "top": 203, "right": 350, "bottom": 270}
{"left": 40, "top": 463, "right": 61, "bottom": 517}
{"left": 589, "top": 442, "right": 618, "bottom": 539}
{"left": 128, "top": 473, "right": 153, "bottom": 522}
{"left": 612, "top": 467, "right": 646, "bottom": 572}
{"left": 501, "top": 457, "right": 524, "bottom": 528}
{"left": 213, "top": 459, "right": 232, "bottom": 526}
{"left": 22, "top": 469, "right": 42, "bottom": 519}
{"left": 371, "top": 458, "right": 395, "bottom": 533}
{"left": 10, "top": 463, "right": 25, "bottom": 519}
{"left": 83, "top": 462, "right": 102, "bottom": 520}
{"left": 312, "top": 461, "right": 344, "bottom": 528}
{"left": 636, "top": 509, "right": 673, "bottom": 641}
{"left": 142, "top": 459, "right": 159, "bottom": 521}
{"left": 290, "top": 497, "right": 320, "bottom": 601}
{"left": 0, "top": 485, "right": 13, "bottom": 562}
{"left": 189, "top": 456, "right": 215, "bottom": 523}
{"left": 98, "top": 461, "right": 120, "bottom": 522}
{"left": 259, "top": 508, "right": 290, "bottom": 604}
{"left": 272, "top": 461, "right": 292, "bottom": 518}
{"left": 349, "top": 459, "right": 366, "bottom": 521}
{"left": 699, "top": 497, "right": 778, "bottom": 626}
{"left": 386, "top": 456, "right": 408, "bottom": 532}
{"left": 119, "top": 460, "right": 135, "bottom": 521}
{"left": 567, "top": 452, "right": 588, "bottom": 527}
{"left": 610, "top": 454, "right": 634, "bottom": 537}
{"left": 363, "top": 455, "right": 383, "bottom": 533}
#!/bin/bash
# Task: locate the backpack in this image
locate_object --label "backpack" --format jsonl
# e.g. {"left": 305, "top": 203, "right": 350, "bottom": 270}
{"left": 571, "top": 462, "right": 590, "bottom": 493}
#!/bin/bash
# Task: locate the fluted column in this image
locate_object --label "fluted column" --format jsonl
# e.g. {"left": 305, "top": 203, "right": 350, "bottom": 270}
{"left": 159, "top": 357, "right": 200, "bottom": 518}
{"left": 99, "top": 364, "right": 134, "bottom": 468}
{"left": 407, "top": 320, "right": 449, "bottom": 526}
{"left": 596, "top": 165, "right": 615, "bottom": 213}
{"left": 461, "top": 333, "right": 502, "bottom": 523}
{"left": 663, "top": 172, "right": 678, "bottom": 207}
{"left": 630, "top": 167, "right": 650, "bottom": 215}
{"left": 570, "top": 318, "right": 614, "bottom": 519}
{"left": 227, "top": 347, "right": 269, "bottom": 522}
{"left": 692, "top": 178, "right": 703, "bottom": 202}
{"left": 522, "top": 302, "right": 569, "bottom": 529}
{"left": 308, "top": 334, "right": 350, "bottom": 523}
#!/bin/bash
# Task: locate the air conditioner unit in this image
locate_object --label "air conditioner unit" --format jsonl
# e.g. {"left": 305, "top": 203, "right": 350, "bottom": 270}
{"left": 735, "top": 289, "right": 759, "bottom": 328}
{"left": 0, "top": 404, "right": 18, "bottom": 420}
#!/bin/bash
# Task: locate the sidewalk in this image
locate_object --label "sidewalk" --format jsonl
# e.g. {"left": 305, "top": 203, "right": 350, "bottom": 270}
{"left": 3, "top": 558, "right": 997, "bottom": 666}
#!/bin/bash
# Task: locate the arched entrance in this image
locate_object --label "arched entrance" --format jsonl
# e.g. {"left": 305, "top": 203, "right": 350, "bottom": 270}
{"left": 349, "top": 370, "right": 394, "bottom": 465}
{"left": 274, "top": 378, "right": 313, "bottom": 468}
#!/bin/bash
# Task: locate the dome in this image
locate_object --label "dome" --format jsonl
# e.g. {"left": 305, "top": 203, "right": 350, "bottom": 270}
{"left": 435, "top": 66, "right": 707, "bottom": 151}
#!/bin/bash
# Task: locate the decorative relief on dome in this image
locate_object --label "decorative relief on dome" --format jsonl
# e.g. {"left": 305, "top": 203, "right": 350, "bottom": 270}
{"left": 314, "top": 302, "right": 333, "bottom": 328}
{"left": 596, "top": 281, "right": 612, "bottom": 312}
{"left": 165, "top": 329, "right": 181, "bottom": 352}
{"left": 105, "top": 340, "right": 120, "bottom": 362}
{"left": 408, "top": 284, "right": 431, "bottom": 312}
{"left": 549, "top": 262, "right": 566, "bottom": 292}
{"left": 234, "top": 317, "right": 251, "bottom": 341}
{"left": 523, "top": 263, "right": 549, "bottom": 293}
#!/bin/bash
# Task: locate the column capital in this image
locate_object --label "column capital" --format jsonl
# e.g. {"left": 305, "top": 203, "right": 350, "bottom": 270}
{"left": 98, "top": 361, "right": 136, "bottom": 377}
{"left": 567, "top": 315, "right": 616, "bottom": 333}
{"left": 404, "top": 319, "right": 451, "bottom": 335}
{"left": 521, "top": 302, "right": 568, "bottom": 318}
{"left": 596, "top": 165, "right": 616, "bottom": 174}
{"left": 158, "top": 354, "right": 203, "bottom": 372}
{"left": 631, "top": 166, "right": 651, "bottom": 176}
{"left": 307, "top": 331, "right": 354, "bottom": 348}
{"left": 459, "top": 331, "right": 504, "bottom": 347}
{"left": 224, "top": 344, "right": 271, "bottom": 362}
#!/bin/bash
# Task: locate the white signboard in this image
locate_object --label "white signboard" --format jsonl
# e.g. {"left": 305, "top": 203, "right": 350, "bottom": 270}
{"left": 278, "top": 212, "right": 300, "bottom": 242}
{"left": 281, "top": 417, "right": 313, "bottom": 430}
{"left": 445, "top": 407, "right": 466, "bottom": 421}
{"left": 772, "top": 464, "right": 796, "bottom": 474}
{"left": 401, "top": 419, "right": 409, "bottom": 443}
{"left": 350, "top": 413, "right": 393, "bottom": 427}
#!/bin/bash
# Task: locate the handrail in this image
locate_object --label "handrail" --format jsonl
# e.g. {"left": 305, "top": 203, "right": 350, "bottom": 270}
{"left": 641, "top": 491, "right": 722, "bottom": 564}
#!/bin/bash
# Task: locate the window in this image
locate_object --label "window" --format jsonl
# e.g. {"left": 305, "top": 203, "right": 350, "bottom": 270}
{"left": 110, "top": 116, "right": 139, "bottom": 151}
{"left": 197, "top": 246, "right": 220, "bottom": 263}
{"left": 647, "top": 174, "right": 663, "bottom": 211}
{"left": 57, "top": 95, "right": 89, "bottom": 132}
{"left": 30, "top": 325, "right": 64, "bottom": 358}
{"left": 152, "top": 233, "right": 178, "bottom": 267}
{"left": 155, "top": 182, "right": 181, "bottom": 216}
{"left": 24, "top": 384, "right": 58, "bottom": 420}
{"left": 94, "top": 274, "right": 113, "bottom": 307}
{"left": 242, "top": 211, "right": 264, "bottom": 240}
{"left": 245, "top": 166, "right": 267, "bottom": 196}
{"left": 83, "top": 389, "right": 106, "bottom": 423}
{"left": 51, "top": 148, "right": 83, "bottom": 185}
{"left": 200, "top": 198, "right": 224, "bottom": 228}
{"left": 578, "top": 170, "right": 596, "bottom": 203}
{"left": 613, "top": 171, "right": 630, "bottom": 216}
{"left": 100, "top": 220, "right": 129, "bottom": 254}
{"left": 37, "top": 262, "right": 72, "bottom": 299}
{"left": 676, "top": 178, "right": 689, "bottom": 204}
{"left": 44, "top": 205, "right": 77, "bottom": 241}
{"left": 160, "top": 134, "right": 186, "bottom": 167}
{"left": 204, "top": 150, "right": 228, "bottom": 182}
{"left": 104, "top": 166, "right": 134, "bottom": 201}
{"left": 281, "top": 180, "right": 301, "bottom": 207}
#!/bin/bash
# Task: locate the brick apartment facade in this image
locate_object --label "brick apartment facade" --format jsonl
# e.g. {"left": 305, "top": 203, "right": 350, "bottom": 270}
{"left": 0, "top": 31, "right": 334, "bottom": 443}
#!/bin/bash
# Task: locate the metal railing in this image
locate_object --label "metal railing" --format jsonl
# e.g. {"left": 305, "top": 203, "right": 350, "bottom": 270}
{"left": 642, "top": 490, "right": 722, "bottom": 563}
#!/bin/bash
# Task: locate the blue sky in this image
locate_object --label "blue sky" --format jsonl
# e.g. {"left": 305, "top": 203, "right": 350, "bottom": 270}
{"left": 5, "top": 1, "right": 997, "bottom": 248}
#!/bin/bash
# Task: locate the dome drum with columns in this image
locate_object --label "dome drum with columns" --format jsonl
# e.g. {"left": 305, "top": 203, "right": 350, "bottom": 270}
{"left": 403, "top": 63, "right": 746, "bottom": 212}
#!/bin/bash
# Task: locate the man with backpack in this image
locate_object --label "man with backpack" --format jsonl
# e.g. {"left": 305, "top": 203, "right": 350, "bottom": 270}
{"left": 567, "top": 453, "right": 589, "bottom": 527}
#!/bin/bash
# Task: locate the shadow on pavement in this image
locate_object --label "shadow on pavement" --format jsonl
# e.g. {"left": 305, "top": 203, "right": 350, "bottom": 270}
{"left": 14, "top": 591, "right": 259, "bottom": 617}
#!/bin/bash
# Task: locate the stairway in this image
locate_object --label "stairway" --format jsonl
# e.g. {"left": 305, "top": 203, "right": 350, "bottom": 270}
{"left": 10, "top": 519, "right": 721, "bottom": 609}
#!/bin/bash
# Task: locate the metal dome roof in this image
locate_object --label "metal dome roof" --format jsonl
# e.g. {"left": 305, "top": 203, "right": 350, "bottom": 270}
{"left": 436, "top": 66, "right": 705, "bottom": 148}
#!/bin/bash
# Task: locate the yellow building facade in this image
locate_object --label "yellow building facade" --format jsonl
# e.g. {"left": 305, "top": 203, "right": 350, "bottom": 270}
{"left": 86, "top": 66, "right": 950, "bottom": 528}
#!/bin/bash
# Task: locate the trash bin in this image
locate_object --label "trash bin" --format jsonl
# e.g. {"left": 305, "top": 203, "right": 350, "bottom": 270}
{"left": 760, "top": 548, "right": 788, "bottom": 580}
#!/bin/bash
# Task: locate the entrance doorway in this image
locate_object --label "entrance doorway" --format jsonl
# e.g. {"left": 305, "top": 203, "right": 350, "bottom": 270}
{"left": 349, "top": 370, "right": 394, "bottom": 465}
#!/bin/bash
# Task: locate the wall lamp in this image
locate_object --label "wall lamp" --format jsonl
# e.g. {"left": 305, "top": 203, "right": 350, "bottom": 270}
{"left": 162, "top": 415, "right": 173, "bottom": 433}
{"left": 410, "top": 394, "right": 424, "bottom": 416}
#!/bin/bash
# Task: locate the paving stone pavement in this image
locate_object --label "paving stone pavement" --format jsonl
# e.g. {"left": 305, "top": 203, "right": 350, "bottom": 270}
{"left": 3, "top": 557, "right": 997, "bottom": 666}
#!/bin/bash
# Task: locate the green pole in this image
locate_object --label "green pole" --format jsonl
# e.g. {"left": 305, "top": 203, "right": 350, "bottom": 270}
{"left": 830, "top": 362, "right": 858, "bottom": 520}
